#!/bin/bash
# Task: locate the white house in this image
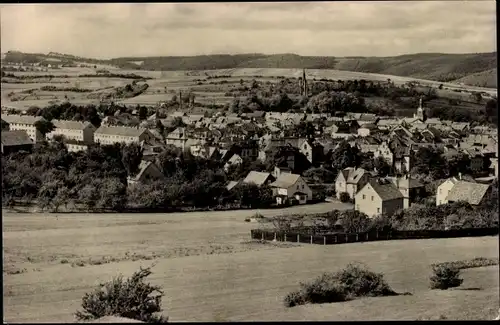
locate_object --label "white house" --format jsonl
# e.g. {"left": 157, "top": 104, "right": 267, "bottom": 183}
{"left": 436, "top": 177, "right": 459, "bottom": 206}
{"left": 224, "top": 154, "right": 243, "bottom": 171}
{"left": 46, "top": 119, "right": 96, "bottom": 143}
{"left": 94, "top": 126, "right": 150, "bottom": 145}
{"left": 1, "top": 114, "right": 45, "bottom": 142}
{"left": 270, "top": 173, "right": 312, "bottom": 205}
{"left": 334, "top": 167, "right": 371, "bottom": 200}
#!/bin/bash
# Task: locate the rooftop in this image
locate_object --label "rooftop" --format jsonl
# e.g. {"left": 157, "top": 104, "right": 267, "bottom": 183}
{"left": 1, "top": 130, "right": 33, "bottom": 146}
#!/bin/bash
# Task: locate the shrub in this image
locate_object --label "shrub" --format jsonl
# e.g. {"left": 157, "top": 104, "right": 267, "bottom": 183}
{"left": 75, "top": 266, "right": 168, "bottom": 323}
{"left": 339, "top": 192, "right": 350, "bottom": 203}
{"left": 429, "top": 264, "right": 463, "bottom": 290}
{"left": 284, "top": 263, "right": 397, "bottom": 307}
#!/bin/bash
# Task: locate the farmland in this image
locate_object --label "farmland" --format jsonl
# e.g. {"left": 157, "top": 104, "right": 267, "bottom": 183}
{"left": 2, "top": 64, "right": 496, "bottom": 114}
{"left": 3, "top": 202, "right": 498, "bottom": 322}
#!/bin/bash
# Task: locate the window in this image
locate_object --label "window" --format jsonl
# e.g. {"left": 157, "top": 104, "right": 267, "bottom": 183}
{"left": 371, "top": 196, "right": 374, "bottom": 201}
{"left": 362, "top": 194, "right": 366, "bottom": 199}
{"left": 377, "top": 208, "right": 380, "bottom": 213}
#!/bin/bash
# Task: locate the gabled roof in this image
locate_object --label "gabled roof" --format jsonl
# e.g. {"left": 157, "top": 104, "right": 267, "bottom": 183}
{"left": 1, "top": 114, "right": 44, "bottom": 125}
{"left": 129, "top": 160, "right": 163, "bottom": 182}
{"left": 243, "top": 171, "right": 273, "bottom": 186}
{"left": 270, "top": 173, "right": 302, "bottom": 189}
{"left": 446, "top": 181, "right": 490, "bottom": 205}
{"left": 1, "top": 130, "right": 33, "bottom": 146}
{"left": 367, "top": 179, "right": 404, "bottom": 201}
{"left": 95, "top": 125, "right": 147, "bottom": 137}
{"left": 227, "top": 154, "right": 243, "bottom": 164}
{"left": 226, "top": 180, "right": 240, "bottom": 191}
{"left": 51, "top": 119, "right": 94, "bottom": 130}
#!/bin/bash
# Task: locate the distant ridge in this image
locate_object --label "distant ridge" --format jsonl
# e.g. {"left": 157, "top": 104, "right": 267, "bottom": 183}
{"left": 3, "top": 51, "right": 497, "bottom": 88}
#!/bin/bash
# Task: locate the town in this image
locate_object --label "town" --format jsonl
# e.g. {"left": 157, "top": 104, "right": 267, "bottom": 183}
{"left": 2, "top": 71, "right": 498, "bottom": 214}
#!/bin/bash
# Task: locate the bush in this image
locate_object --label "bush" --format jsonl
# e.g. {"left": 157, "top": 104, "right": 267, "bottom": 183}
{"left": 429, "top": 264, "right": 463, "bottom": 290}
{"left": 75, "top": 266, "right": 168, "bottom": 323}
{"left": 339, "top": 192, "right": 350, "bottom": 203}
{"left": 284, "top": 263, "right": 397, "bottom": 307}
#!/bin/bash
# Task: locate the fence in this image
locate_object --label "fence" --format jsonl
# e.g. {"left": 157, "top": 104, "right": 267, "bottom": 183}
{"left": 250, "top": 227, "right": 499, "bottom": 245}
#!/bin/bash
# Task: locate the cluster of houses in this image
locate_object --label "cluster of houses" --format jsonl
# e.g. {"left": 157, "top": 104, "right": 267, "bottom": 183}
{"left": 1, "top": 99, "right": 498, "bottom": 211}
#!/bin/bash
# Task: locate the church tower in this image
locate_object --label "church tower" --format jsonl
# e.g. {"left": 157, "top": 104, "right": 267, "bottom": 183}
{"left": 300, "top": 69, "right": 308, "bottom": 97}
{"left": 414, "top": 96, "right": 426, "bottom": 121}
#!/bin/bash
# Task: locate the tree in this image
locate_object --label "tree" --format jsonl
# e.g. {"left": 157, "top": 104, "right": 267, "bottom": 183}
{"left": 337, "top": 210, "right": 371, "bottom": 233}
{"left": 138, "top": 105, "right": 148, "bottom": 120}
{"left": 121, "top": 144, "right": 144, "bottom": 177}
{"left": 79, "top": 183, "right": 99, "bottom": 211}
{"left": 429, "top": 264, "right": 463, "bottom": 290}
{"left": 96, "top": 177, "right": 127, "bottom": 211}
{"left": 155, "top": 119, "right": 165, "bottom": 136}
{"left": 75, "top": 266, "right": 168, "bottom": 323}
{"left": 34, "top": 120, "right": 55, "bottom": 138}
{"left": 303, "top": 167, "right": 336, "bottom": 183}
{"left": 1, "top": 119, "right": 9, "bottom": 131}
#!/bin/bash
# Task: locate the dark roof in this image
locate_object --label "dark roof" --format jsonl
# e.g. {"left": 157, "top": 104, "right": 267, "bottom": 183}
{"left": 1, "top": 130, "right": 33, "bottom": 146}
{"left": 446, "top": 181, "right": 490, "bottom": 205}
{"left": 270, "top": 173, "right": 302, "bottom": 188}
{"left": 369, "top": 179, "right": 404, "bottom": 201}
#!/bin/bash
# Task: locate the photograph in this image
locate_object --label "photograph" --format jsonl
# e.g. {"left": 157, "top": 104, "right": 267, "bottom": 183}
{"left": 1, "top": 1, "right": 498, "bottom": 322}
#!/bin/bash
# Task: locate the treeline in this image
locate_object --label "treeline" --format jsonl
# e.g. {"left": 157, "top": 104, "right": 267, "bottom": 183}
{"left": 24, "top": 102, "right": 157, "bottom": 127}
{"left": 1, "top": 72, "right": 150, "bottom": 80}
{"left": 40, "top": 85, "right": 93, "bottom": 92}
{"left": 1, "top": 143, "right": 275, "bottom": 212}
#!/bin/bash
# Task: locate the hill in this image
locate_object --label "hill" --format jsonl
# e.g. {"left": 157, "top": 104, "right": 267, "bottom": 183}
{"left": 452, "top": 69, "right": 497, "bottom": 88}
{"left": 3, "top": 51, "right": 497, "bottom": 88}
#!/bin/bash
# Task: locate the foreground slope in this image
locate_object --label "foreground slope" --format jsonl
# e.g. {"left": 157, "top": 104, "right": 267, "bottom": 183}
{"left": 3, "top": 207, "right": 498, "bottom": 322}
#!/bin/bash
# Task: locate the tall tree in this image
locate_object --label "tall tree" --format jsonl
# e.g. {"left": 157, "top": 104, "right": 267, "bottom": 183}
{"left": 121, "top": 144, "right": 144, "bottom": 177}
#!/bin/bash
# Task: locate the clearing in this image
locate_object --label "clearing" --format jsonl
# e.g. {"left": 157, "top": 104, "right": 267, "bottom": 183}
{"left": 2, "top": 201, "right": 498, "bottom": 322}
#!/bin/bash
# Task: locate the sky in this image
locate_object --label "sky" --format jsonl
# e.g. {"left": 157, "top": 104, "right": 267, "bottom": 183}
{"left": 0, "top": 1, "right": 496, "bottom": 59}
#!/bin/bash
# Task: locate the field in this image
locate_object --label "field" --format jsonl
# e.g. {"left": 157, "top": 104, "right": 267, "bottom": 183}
{"left": 2, "top": 65, "right": 496, "bottom": 113}
{"left": 3, "top": 201, "right": 498, "bottom": 322}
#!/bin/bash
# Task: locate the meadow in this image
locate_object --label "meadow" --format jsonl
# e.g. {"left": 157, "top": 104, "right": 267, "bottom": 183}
{"left": 2, "top": 65, "right": 496, "bottom": 113}
{"left": 3, "top": 201, "right": 498, "bottom": 322}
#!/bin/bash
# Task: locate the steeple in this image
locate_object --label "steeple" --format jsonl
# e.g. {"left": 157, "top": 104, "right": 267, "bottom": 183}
{"left": 301, "top": 68, "right": 308, "bottom": 97}
{"left": 414, "top": 96, "right": 426, "bottom": 121}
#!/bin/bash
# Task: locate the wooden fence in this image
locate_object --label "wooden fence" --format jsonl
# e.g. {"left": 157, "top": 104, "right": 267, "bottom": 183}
{"left": 250, "top": 227, "right": 499, "bottom": 245}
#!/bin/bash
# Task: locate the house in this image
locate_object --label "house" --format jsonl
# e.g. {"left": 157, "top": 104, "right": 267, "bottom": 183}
{"left": 444, "top": 181, "right": 491, "bottom": 206}
{"left": 463, "top": 148, "right": 485, "bottom": 173}
{"left": 299, "top": 139, "right": 324, "bottom": 165}
{"left": 1, "top": 114, "right": 45, "bottom": 142}
{"left": 94, "top": 126, "right": 150, "bottom": 145}
{"left": 272, "top": 165, "right": 292, "bottom": 179}
{"left": 357, "top": 123, "right": 379, "bottom": 137}
{"left": 374, "top": 141, "right": 394, "bottom": 165}
{"left": 355, "top": 179, "right": 404, "bottom": 217}
{"left": 1, "top": 130, "right": 34, "bottom": 154}
{"left": 224, "top": 154, "right": 243, "bottom": 171}
{"left": 489, "top": 158, "right": 498, "bottom": 179}
{"left": 127, "top": 160, "right": 164, "bottom": 185}
{"left": 270, "top": 173, "right": 312, "bottom": 205}
{"left": 242, "top": 171, "right": 275, "bottom": 187}
{"left": 386, "top": 175, "right": 424, "bottom": 208}
{"left": 436, "top": 177, "right": 459, "bottom": 206}
{"left": 65, "top": 139, "right": 90, "bottom": 153}
{"left": 335, "top": 167, "right": 371, "bottom": 200}
{"left": 46, "top": 119, "right": 96, "bottom": 143}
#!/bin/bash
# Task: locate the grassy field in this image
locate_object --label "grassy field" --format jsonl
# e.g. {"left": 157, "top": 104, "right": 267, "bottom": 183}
{"left": 3, "top": 201, "right": 498, "bottom": 322}
{"left": 2, "top": 64, "right": 495, "bottom": 113}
